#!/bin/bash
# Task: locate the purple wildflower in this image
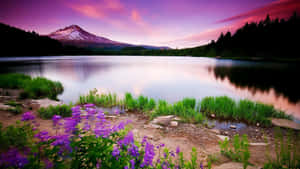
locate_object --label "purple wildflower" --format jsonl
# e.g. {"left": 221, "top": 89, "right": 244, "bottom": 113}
{"left": 64, "top": 117, "right": 78, "bottom": 134}
{"left": 51, "top": 135, "right": 72, "bottom": 153}
{"left": 200, "top": 163, "right": 204, "bottom": 169}
{"left": 124, "top": 166, "right": 129, "bottom": 169}
{"left": 130, "top": 159, "right": 135, "bottom": 169}
{"left": 112, "top": 147, "right": 120, "bottom": 159}
{"left": 176, "top": 146, "right": 180, "bottom": 155}
{"left": 118, "top": 132, "right": 134, "bottom": 147}
{"left": 35, "top": 130, "right": 50, "bottom": 142}
{"left": 140, "top": 142, "right": 155, "bottom": 167}
{"left": 84, "top": 103, "right": 95, "bottom": 108}
{"left": 128, "top": 144, "right": 139, "bottom": 157}
{"left": 141, "top": 136, "right": 147, "bottom": 146}
{"left": 21, "top": 112, "right": 35, "bottom": 121}
{"left": 52, "top": 115, "right": 62, "bottom": 126}
{"left": 0, "top": 149, "right": 29, "bottom": 168}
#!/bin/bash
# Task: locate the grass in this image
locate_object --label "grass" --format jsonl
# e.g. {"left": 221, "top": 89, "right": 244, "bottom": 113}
{"left": 38, "top": 104, "right": 73, "bottom": 119}
{"left": 151, "top": 98, "right": 205, "bottom": 123}
{"left": 78, "top": 89, "right": 118, "bottom": 107}
{"left": 77, "top": 90, "right": 292, "bottom": 126}
{"left": 264, "top": 128, "right": 300, "bottom": 169}
{"left": 219, "top": 134, "right": 250, "bottom": 169}
{"left": 200, "top": 96, "right": 291, "bottom": 126}
{"left": 0, "top": 73, "right": 64, "bottom": 100}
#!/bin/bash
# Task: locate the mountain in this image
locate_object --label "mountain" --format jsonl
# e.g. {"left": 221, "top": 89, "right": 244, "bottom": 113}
{"left": 48, "top": 25, "right": 169, "bottom": 50}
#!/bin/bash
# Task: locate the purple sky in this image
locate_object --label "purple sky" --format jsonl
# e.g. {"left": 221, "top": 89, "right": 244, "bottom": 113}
{"left": 0, "top": 0, "right": 299, "bottom": 48}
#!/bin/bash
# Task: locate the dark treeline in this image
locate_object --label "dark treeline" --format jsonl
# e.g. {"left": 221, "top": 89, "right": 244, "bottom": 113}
{"left": 1, "top": 12, "right": 300, "bottom": 60}
{"left": 0, "top": 23, "right": 91, "bottom": 56}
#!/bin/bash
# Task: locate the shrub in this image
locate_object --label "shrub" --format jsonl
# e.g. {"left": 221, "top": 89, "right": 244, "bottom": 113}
{"left": 38, "top": 104, "right": 73, "bottom": 119}
{"left": 0, "top": 73, "right": 31, "bottom": 89}
{"left": 0, "top": 73, "right": 63, "bottom": 100}
{"left": 219, "top": 134, "right": 250, "bottom": 169}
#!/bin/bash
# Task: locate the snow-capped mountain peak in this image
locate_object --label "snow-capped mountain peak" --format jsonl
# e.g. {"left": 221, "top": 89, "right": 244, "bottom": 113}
{"left": 48, "top": 25, "right": 119, "bottom": 44}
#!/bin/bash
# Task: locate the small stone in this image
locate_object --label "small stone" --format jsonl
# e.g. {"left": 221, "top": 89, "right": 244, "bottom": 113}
{"left": 255, "top": 129, "right": 259, "bottom": 132}
{"left": 249, "top": 142, "right": 269, "bottom": 146}
{"left": 173, "top": 117, "right": 181, "bottom": 121}
{"left": 256, "top": 123, "right": 260, "bottom": 127}
{"left": 224, "top": 131, "right": 229, "bottom": 135}
{"left": 106, "top": 115, "right": 117, "bottom": 119}
{"left": 210, "top": 114, "right": 215, "bottom": 118}
{"left": 210, "top": 129, "right": 220, "bottom": 134}
{"left": 170, "top": 121, "right": 178, "bottom": 127}
{"left": 216, "top": 135, "right": 229, "bottom": 141}
{"left": 230, "top": 125, "right": 237, "bottom": 129}
{"left": 144, "top": 124, "right": 163, "bottom": 129}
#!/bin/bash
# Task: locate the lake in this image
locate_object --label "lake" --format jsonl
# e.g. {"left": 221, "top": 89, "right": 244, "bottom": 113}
{"left": 0, "top": 56, "right": 299, "bottom": 121}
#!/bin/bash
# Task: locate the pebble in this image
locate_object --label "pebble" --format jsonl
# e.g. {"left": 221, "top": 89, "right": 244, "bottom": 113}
{"left": 170, "top": 121, "right": 178, "bottom": 127}
{"left": 230, "top": 125, "right": 237, "bottom": 129}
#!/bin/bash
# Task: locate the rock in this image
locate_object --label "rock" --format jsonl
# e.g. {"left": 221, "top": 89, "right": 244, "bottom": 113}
{"left": 210, "top": 129, "right": 221, "bottom": 134}
{"left": 224, "top": 131, "right": 229, "bottom": 135}
{"left": 271, "top": 118, "right": 300, "bottom": 130}
{"left": 210, "top": 114, "right": 216, "bottom": 118}
{"left": 214, "top": 162, "right": 259, "bottom": 169}
{"left": 0, "top": 103, "right": 14, "bottom": 110}
{"left": 173, "top": 117, "right": 181, "bottom": 121}
{"left": 216, "top": 135, "right": 229, "bottom": 141}
{"left": 230, "top": 125, "right": 237, "bottom": 129}
{"left": 170, "top": 121, "right": 178, "bottom": 127}
{"left": 151, "top": 115, "right": 175, "bottom": 126}
{"left": 144, "top": 124, "right": 163, "bottom": 129}
{"left": 249, "top": 142, "right": 269, "bottom": 146}
{"left": 31, "top": 98, "right": 63, "bottom": 108}
{"left": 256, "top": 123, "right": 260, "bottom": 127}
{"left": 255, "top": 129, "right": 259, "bottom": 132}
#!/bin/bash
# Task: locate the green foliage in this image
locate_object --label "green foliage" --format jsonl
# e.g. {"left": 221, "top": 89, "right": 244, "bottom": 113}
{"left": 8, "top": 105, "right": 22, "bottom": 115}
{"left": 263, "top": 129, "right": 300, "bottom": 169}
{"left": 22, "top": 77, "right": 64, "bottom": 100}
{"left": 38, "top": 104, "right": 73, "bottom": 119}
{"left": 0, "top": 121, "right": 35, "bottom": 151}
{"left": 219, "top": 134, "right": 250, "bottom": 169}
{"left": 0, "top": 73, "right": 31, "bottom": 89}
{"left": 200, "top": 96, "right": 291, "bottom": 126}
{"left": 78, "top": 89, "right": 118, "bottom": 108}
{"left": 0, "top": 73, "right": 64, "bottom": 100}
{"left": 151, "top": 98, "right": 205, "bottom": 123}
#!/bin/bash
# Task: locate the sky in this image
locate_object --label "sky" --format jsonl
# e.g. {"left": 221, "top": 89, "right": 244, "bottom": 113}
{"left": 0, "top": 0, "right": 299, "bottom": 48}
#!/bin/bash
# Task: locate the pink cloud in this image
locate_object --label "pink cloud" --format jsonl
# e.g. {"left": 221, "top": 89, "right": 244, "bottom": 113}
{"left": 69, "top": 4, "right": 105, "bottom": 19}
{"left": 217, "top": 0, "right": 300, "bottom": 23}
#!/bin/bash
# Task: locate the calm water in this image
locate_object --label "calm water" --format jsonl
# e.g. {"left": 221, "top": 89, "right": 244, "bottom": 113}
{"left": 0, "top": 56, "right": 299, "bottom": 120}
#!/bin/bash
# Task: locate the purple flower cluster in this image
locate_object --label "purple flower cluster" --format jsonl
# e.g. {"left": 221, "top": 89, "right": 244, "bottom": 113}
{"left": 140, "top": 142, "right": 155, "bottom": 167}
{"left": 0, "top": 149, "right": 29, "bottom": 168}
{"left": 21, "top": 112, "right": 35, "bottom": 121}
{"left": 52, "top": 115, "right": 62, "bottom": 127}
{"left": 35, "top": 131, "right": 50, "bottom": 142}
{"left": 51, "top": 134, "right": 72, "bottom": 153}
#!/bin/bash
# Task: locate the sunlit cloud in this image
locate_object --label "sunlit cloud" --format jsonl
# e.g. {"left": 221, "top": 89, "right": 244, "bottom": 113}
{"left": 217, "top": 0, "right": 300, "bottom": 23}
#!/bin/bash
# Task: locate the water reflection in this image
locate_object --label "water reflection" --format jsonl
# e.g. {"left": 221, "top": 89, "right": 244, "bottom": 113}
{"left": 211, "top": 61, "right": 300, "bottom": 103}
{"left": 0, "top": 56, "right": 299, "bottom": 120}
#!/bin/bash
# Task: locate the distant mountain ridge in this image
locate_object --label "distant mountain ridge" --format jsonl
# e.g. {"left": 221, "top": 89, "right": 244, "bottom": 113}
{"left": 48, "top": 25, "right": 170, "bottom": 50}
